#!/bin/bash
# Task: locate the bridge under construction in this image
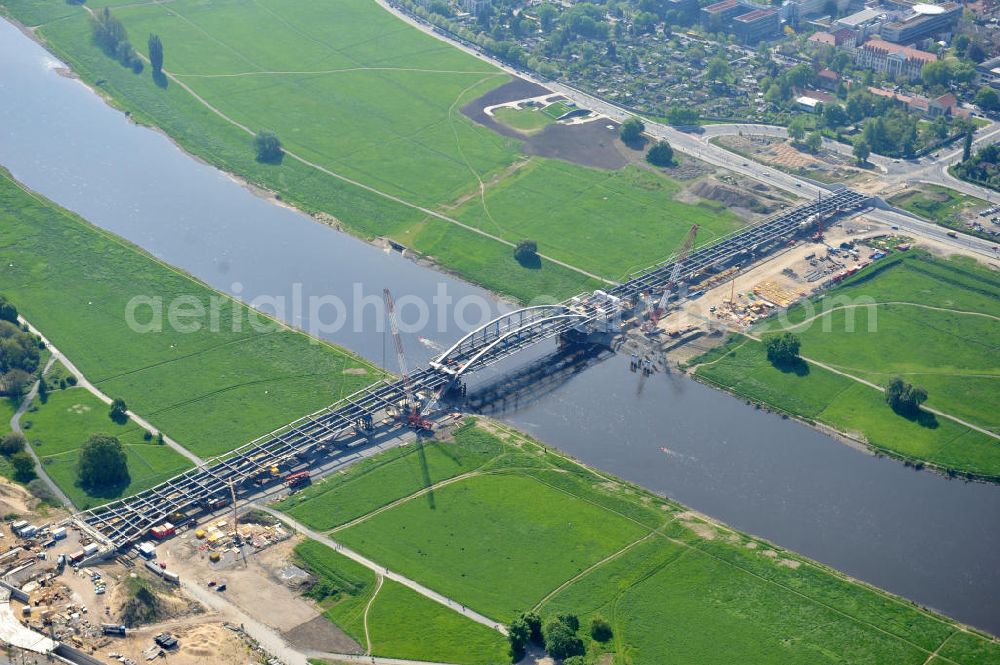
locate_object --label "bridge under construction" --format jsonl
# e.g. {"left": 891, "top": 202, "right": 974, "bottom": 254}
{"left": 77, "top": 188, "right": 868, "bottom": 549}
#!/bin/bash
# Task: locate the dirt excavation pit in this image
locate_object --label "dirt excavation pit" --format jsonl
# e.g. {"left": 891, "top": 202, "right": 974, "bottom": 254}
{"left": 108, "top": 622, "right": 251, "bottom": 665}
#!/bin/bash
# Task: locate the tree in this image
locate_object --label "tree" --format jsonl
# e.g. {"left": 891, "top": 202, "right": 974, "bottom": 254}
{"left": 854, "top": 136, "right": 872, "bottom": 164}
{"left": 1, "top": 369, "right": 31, "bottom": 397}
{"left": 788, "top": 115, "right": 808, "bottom": 142}
{"left": 975, "top": 86, "right": 1000, "bottom": 113}
{"left": 963, "top": 129, "right": 974, "bottom": 162}
{"left": 254, "top": 130, "right": 283, "bottom": 163}
{"left": 619, "top": 117, "right": 645, "bottom": 146}
{"left": 591, "top": 616, "right": 613, "bottom": 642}
{"left": 805, "top": 131, "right": 823, "bottom": 154}
{"left": 0, "top": 296, "right": 17, "bottom": 324}
{"left": 77, "top": 434, "right": 130, "bottom": 490}
{"left": 0, "top": 433, "right": 25, "bottom": 457}
{"left": 507, "top": 611, "right": 542, "bottom": 661}
{"left": 764, "top": 332, "right": 800, "bottom": 366}
{"left": 514, "top": 239, "right": 538, "bottom": 266}
{"left": 665, "top": 107, "right": 699, "bottom": 126}
{"left": 885, "top": 377, "right": 928, "bottom": 417}
{"left": 109, "top": 397, "right": 129, "bottom": 424}
{"left": 646, "top": 140, "right": 674, "bottom": 166}
{"left": 538, "top": 4, "right": 558, "bottom": 32}
{"left": 965, "top": 41, "right": 986, "bottom": 64}
{"left": 822, "top": 103, "right": 847, "bottom": 129}
{"left": 921, "top": 60, "right": 951, "bottom": 88}
{"left": 11, "top": 452, "right": 35, "bottom": 483}
{"left": 543, "top": 617, "right": 584, "bottom": 660}
{"left": 706, "top": 56, "right": 730, "bottom": 83}
{"left": 147, "top": 33, "right": 163, "bottom": 74}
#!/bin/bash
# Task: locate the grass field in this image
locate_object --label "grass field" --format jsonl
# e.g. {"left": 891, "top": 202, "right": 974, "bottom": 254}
{"left": 0, "top": 170, "right": 379, "bottom": 459}
{"left": 1, "top": 0, "right": 746, "bottom": 300}
{"left": 293, "top": 539, "right": 508, "bottom": 665}
{"left": 541, "top": 100, "right": 575, "bottom": 119}
{"left": 492, "top": 106, "right": 554, "bottom": 133}
{"left": 452, "top": 160, "right": 744, "bottom": 281}
{"left": 888, "top": 185, "right": 990, "bottom": 238}
{"left": 695, "top": 252, "right": 1000, "bottom": 477}
{"left": 22, "top": 388, "right": 192, "bottom": 508}
{"left": 283, "top": 419, "right": 1000, "bottom": 664}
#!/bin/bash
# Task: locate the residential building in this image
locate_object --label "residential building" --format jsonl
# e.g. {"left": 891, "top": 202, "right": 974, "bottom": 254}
{"left": 867, "top": 86, "right": 969, "bottom": 118}
{"left": 855, "top": 37, "right": 937, "bottom": 81}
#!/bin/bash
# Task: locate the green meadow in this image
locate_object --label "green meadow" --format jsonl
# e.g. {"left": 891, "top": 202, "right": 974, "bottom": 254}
{"left": 2, "top": 0, "right": 748, "bottom": 299}
{"left": 889, "top": 185, "right": 989, "bottom": 237}
{"left": 22, "top": 388, "right": 192, "bottom": 508}
{"left": 492, "top": 106, "right": 554, "bottom": 133}
{"left": 293, "top": 539, "right": 508, "bottom": 665}
{"left": 0, "top": 170, "right": 378, "bottom": 460}
{"left": 696, "top": 252, "right": 1000, "bottom": 477}
{"left": 282, "top": 420, "right": 1000, "bottom": 664}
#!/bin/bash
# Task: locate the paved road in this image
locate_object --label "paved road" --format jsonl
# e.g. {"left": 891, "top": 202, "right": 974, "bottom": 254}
{"left": 255, "top": 505, "right": 508, "bottom": 636}
{"left": 8, "top": 354, "right": 74, "bottom": 508}
{"left": 375, "top": 2, "right": 999, "bottom": 259}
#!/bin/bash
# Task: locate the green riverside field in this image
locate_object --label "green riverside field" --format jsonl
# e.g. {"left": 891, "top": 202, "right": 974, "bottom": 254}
{"left": 0, "top": 170, "right": 379, "bottom": 463}
{"left": 280, "top": 419, "right": 1000, "bottom": 664}
{"left": 293, "top": 539, "right": 508, "bottom": 665}
{"left": 1, "top": 0, "right": 747, "bottom": 300}
{"left": 20, "top": 388, "right": 192, "bottom": 509}
{"left": 696, "top": 251, "right": 1000, "bottom": 478}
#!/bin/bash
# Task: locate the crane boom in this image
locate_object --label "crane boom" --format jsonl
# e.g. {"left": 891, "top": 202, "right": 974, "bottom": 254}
{"left": 382, "top": 288, "right": 434, "bottom": 431}
{"left": 654, "top": 224, "right": 699, "bottom": 315}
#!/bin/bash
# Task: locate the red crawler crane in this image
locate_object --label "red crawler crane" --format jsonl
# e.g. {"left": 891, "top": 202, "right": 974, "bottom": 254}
{"left": 383, "top": 288, "right": 434, "bottom": 432}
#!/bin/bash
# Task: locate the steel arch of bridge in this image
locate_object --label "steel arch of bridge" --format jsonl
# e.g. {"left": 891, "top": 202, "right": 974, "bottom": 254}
{"left": 431, "top": 305, "right": 591, "bottom": 376}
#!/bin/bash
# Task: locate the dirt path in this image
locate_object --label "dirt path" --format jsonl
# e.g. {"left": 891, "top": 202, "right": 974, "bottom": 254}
{"left": 736, "top": 330, "right": 1000, "bottom": 441}
{"left": 8, "top": 355, "right": 74, "bottom": 508}
{"left": 769, "top": 301, "right": 1000, "bottom": 331}
{"left": 363, "top": 574, "right": 385, "bottom": 655}
{"left": 255, "top": 505, "right": 507, "bottom": 636}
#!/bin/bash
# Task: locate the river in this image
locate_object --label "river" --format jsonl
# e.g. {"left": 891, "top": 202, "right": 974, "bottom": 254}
{"left": 1, "top": 19, "right": 998, "bottom": 635}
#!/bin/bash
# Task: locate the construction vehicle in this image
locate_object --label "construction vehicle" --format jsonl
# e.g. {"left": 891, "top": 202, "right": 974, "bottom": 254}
{"left": 643, "top": 224, "right": 699, "bottom": 332}
{"left": 286, "top": 471, "right": 311, "bottom": 488}
{"left": 383, "top": 288, "right": 435, "bottom": 432}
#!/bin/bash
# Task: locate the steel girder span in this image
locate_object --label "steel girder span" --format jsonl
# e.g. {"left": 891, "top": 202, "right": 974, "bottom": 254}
{"left": 430, "top": 305, "right": 592, "bottom": 376}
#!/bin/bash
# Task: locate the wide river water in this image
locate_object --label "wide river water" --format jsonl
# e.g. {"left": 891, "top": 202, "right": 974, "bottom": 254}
{"left": 1, "top": 19, "right": 998, "bottom": 634}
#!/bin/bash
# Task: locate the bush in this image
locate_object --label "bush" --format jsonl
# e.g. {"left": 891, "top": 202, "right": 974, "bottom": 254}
{"left": 26, "top": 479, "right": 58, "bottom": 505}
{"left": 764, "top": 332, "right": 800, "bottom": 366}
{"left": 0, "top": 296, "right": 17, "bottom": 324}
{"left": 66, "top": 375, "right": 77, "bottom": 386}
{"left": 109, "top": 397, "right": 128, "bottom": 424}
{"left": 254, "top": 131, "right": 283, "bottom": 163}
{"left": 0, "top": 433, "right": 26, "bottom": 457}
{"left": 11, "top": 452, "right": 35, "bottom": 483}
{"left": 646, "top": 140, "right": 674, "bottom": 167}
{"left": 563, "top": 657, "right": 586, "bottom": 665}
{"left": 885, "top": 376, "right": 928, "bottom": 417}
{"left": 591, "top": 615, "right": 613, "bottom": 642}
{"left": 514, "top": 239, "right": 539, "bottom": 266}
{"left": 619, "top": 117, "right": 645, "bottom": 146}
{"left": 142, "top": 430, "right": 153, "bottom": 442}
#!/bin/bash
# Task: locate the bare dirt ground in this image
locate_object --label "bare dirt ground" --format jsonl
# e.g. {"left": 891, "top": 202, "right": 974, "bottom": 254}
{"left": 108, "top": 621, "right": 251, "bottom": 665}
{"left": 717, "top": 135, "right": 867, "bottom": 186}
{"left": 160, "top": 533, "right": 360, "bottom": 653}
{"left": 0, "top": 477, "right": 50, "bottom": 518}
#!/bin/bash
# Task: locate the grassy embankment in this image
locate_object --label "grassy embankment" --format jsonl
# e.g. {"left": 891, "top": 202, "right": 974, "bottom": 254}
{"left": 888, "top": 185, "right": 993, "bottom": 240}
{"left": 281, "top": 419, "right": 1000, "bottom": 665}
{"left": 695, "top": 251, "right": 1000, "bottom": 478}
{"left": 0, "top": 169, "right": 379, "bottom": 504}
{"left": 294, "top": 539, "right": 508, "bottom": 665}
{"left": 2, "top": 0, "right": 744, "bottom": 301}
{"left": 492, "top": 106, "right": 554, "bottom": 133}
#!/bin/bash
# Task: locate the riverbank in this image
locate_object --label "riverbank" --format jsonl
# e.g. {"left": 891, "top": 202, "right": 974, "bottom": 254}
{"left": 689, "top": 250, "right": 1000, "bottom": 481}
{"left": 282, "top": 418, "right": 1000, "bottom": 663}
{"left": 0, "top": 168, "right": 381, "bottom": 463}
